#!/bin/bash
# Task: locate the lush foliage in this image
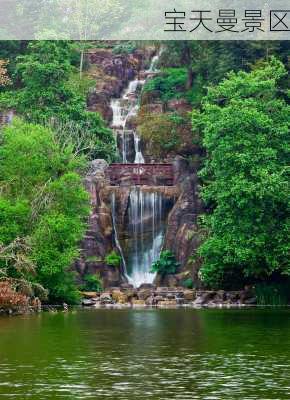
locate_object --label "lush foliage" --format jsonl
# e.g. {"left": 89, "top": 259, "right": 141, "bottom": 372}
{"left": 105, "top": 251, "right": 122, "bottom": 268}
{"left": 193, "top": 58, "right": 289, "bottom": 289}
{"left": 151, "top": 251, "right": 180, "bottom": 276}
{"left": 181, "top": 278, "right": 194, "bottom": 289}
{"left": 255, "top": 282, "right": 290, "bottom": 306}
{"left": 81, "top": 273, "right": 103, "bottom": 292}
{"left": 143, "top": 68, "right": 187, "bottom": 102}
{"left": 0, "top": 41, "right": 116, "bottom": 163}
{"left": 0, "top": 119, "right": 90, "bottom": 303}
{"left": 112, "top": 41, "right": 136, "bottom": 55}
{"left": 138, "top": 111, "right": 192, "bottom": 158}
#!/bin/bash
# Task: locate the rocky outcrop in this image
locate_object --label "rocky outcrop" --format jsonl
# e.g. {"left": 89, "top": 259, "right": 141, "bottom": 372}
{"left": 76, "top": 156, "right": 203, "bottom": 289}
{"left": 81, "top": 286, "right": 257, "bottom": 308}
{"left": 86, "top": 48, "right": 153, "bottom": 122}
{"left": 75, "top": 160, "right": 127, "bottom": 288}
{"left": 158, "top": 156, "right": 203, "bottom": 287}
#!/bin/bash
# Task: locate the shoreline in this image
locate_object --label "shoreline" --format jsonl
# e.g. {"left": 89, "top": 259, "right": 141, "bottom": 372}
{"left": 2, "top": 303, "right": 290, "bottom": 318}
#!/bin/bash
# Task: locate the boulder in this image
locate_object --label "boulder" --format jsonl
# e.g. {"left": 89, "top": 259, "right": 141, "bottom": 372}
{"left": 132, "top": 299, "right": 146, "bottom": 307}
{"left": 100, "top": 293, "right": 114, "bottom": 304}
{"left": 82, "top": 299, "right": 96, "bottom": 307}
{"left": 215, "top": 290, "right": 226, "bottom": 302}
{"left": 139, "top": 283, "right": 155, "bottom": 290}
{"left": 158, "top": 300, "right": 177, "bottom": 307}
{"left": 82, "top": 292, "right": 98, "bottom": 299}
{"left": 123, "top": 288, "right": 137, "bottom": 300}
{"left": 145, "top": 296, "right": 156, "bottom": 306}
{"left": 120, "top": 283, "right": 134, "bottom": 290}
{"left": 138, "top": 289, "right": 152, "bottom": 301}
{"left": 111, "top": 290, "right": 128, "bottom": 304}
{"left": 183, "top": 290, "right": 195, "bottom": 301}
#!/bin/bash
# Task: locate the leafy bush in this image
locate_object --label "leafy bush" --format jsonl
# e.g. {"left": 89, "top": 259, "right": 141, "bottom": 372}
{"left": 137, "top": 111, "right": 192, "bottom": 158}
{"left": 81, "top": 274, "right": 103, "bottom": 292}
{"left": 112, "top": 42, "right": 136, "bottom": 55}
{"left": 143, "top": 68, "right": 187, "bottom": 102}
{"left": 150, "top": 251, "right": 180, "bottom": 276}
{"left": 105, "top": 251, "right": 122, "bottom": 267}
{"left": 181, "top": 278, "right": 194, "bottom": 289}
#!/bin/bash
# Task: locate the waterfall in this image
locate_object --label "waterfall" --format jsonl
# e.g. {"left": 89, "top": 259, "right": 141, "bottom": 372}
{"left": 110, "top": 50, "right": 162, "bottom": 162}
{"left": 126, "top": 188, "right": 165, "bottom": 287}
{"left": 110, "top": 51, "right": 167, "bottom": 288}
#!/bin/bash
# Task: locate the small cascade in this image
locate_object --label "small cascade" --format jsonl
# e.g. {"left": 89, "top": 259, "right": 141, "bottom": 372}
{"left": 110, "top": 99, "right": 124, "bottom": 128}
{"left": 110, "top": 76, "right": 143, "bottom": 163}
{"left": 148, "top": 54, "right": 159, "bottom": 73}
{"left": 134, "top": 132, "right": 145, "bottom": 164}
{"left": 111, "top": 192, "right": 127, "bottom": 275}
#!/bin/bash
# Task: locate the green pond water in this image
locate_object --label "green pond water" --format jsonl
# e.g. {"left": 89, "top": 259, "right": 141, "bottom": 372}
{"left": 0, "top": 308, "right": 290, "bottom": 399}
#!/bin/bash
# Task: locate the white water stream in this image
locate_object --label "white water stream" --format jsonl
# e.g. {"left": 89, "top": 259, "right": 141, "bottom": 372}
{"left": 110, "top": 51, "right": 166, "bottom": 287}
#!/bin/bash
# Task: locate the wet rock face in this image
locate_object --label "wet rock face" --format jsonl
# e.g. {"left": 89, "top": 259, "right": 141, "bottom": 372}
{"left": 74, "top": 159, "right": 127, "bottom": 288}
{"left": 116, "top": 131, "right": 135, "bottom": 163}
{"left": 160, "top": 157, "right": 204, "bottom": 286}
{"left": 86, "top": 49, "right": 151, "bottom": 123}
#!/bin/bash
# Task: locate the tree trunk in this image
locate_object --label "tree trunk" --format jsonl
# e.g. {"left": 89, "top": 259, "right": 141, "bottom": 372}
{"left": 79, "top": 49, "right": 84, "bottom": 79}
{"left": 184, "top": 43, "right": 194, "bottom": 90}
{"left": 186, "top": 67, "right": 194, "bottom": 90}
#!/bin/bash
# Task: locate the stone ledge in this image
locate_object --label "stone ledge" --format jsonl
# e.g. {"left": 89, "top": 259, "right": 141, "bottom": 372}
{"left": 81, "top": 287, "right": 257, "bottom": 308}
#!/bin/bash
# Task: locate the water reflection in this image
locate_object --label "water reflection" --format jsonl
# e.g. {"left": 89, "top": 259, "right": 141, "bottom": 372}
{"left": 0, "top": 309, "right": 290, "bottom": 399}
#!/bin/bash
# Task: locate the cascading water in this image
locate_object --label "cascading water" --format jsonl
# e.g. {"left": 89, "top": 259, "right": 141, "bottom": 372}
{"left": 125, "top": 188, "right": 165, "bottom": 287}
{"left": 133, "top": 132, "right": 145, "bottom": 164}
{"left": 110, "top": 50, "right": 168, "bottom": 287}
{"left": 111, "top": 191, "right": 127, "bottom": 274}
{"left": 110, "top": 49, "right": 161, "bottom": 162}
{"left": 148, "top": 54, "right": 160, "bottom": 73}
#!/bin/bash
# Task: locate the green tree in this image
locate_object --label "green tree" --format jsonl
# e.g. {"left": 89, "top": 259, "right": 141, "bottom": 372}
{"left": 0, "top": 119, "right": 90, "bottom": 303}
{"left": 193, "top": 58, "right": 289, "bottom": 288}
{"left": 0, "top": 41, "right": 116, "bottom": 162}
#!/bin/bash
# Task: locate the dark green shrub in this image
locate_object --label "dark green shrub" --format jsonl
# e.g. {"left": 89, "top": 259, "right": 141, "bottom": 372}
{"left": 143, "top": 68, "right": 187, "bottom": 102}
{"left": 150, "top": 251, "right": 180, "bottom": 276}
{"left": 81, "top": 274, "right": 103, "bottom": 292}
{"left": 255, "top": 283, "right": 289, "bottom": 306}
{"left": 181, "top": 278, "right": 194, "bottom": 289}
{"left": 105, "top": 251, "right": 122, "bottom": 267}
{"left": 112, "top": 42, "right": 136, "bottom": 55}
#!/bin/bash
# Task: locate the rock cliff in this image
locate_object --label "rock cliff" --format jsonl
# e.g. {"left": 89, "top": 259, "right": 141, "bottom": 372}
{"left": 74, "top": 160, "right": 127, "bottom": 288}
{"left": 86, "top": 48, "right": 154, "bottom": 122}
